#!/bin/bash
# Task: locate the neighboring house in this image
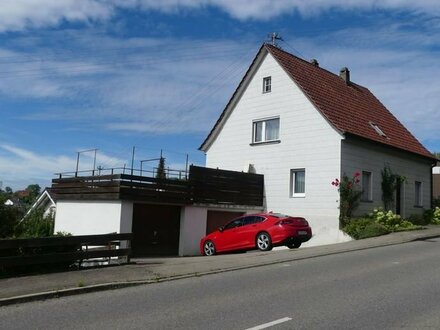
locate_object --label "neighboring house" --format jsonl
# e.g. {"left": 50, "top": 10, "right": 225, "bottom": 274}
{"left": 23, "top": 188, "right": 57, "bottom": 219}
{"left": 200, "top": 43, "right": 437, "bottom": 246}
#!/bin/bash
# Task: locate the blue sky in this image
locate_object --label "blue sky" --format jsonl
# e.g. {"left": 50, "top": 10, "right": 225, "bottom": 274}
{"left": 1, "top": 1, "right": 439, "bottom": 190}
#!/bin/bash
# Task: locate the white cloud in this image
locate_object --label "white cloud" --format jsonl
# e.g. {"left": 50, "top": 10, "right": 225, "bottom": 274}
{"left": 0, "top": 0, "right": 111, "bottom": 32}
{"left": 0, "top": 144, "right": 126, "bottom": 190}
{"left": 1, "top": 0, "right": 440, "bottom": 32}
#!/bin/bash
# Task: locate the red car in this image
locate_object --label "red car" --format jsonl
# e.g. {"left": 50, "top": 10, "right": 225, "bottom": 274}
{"left": 200, "top": 213, "right": 312, "bottom": 256}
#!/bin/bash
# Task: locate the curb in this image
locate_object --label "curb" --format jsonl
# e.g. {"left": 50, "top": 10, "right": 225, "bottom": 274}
{"left": 1, "top": 233, "right": 439, "bottom": 307}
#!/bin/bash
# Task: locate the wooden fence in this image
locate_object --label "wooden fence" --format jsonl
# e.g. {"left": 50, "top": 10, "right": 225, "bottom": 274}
{"left": 0, "top": 233, "right": 132, "bottom": 269}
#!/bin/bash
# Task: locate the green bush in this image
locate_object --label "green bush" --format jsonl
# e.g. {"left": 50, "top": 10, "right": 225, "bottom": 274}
{"left": 14, "top": 209, "right": 54, "bottom": 238}
{"left": 407, "top": 213, "right": 430, "bottom": 226}
{"left": 344, "top": 208, "right": 423, "bottom": 240}
{"left": 370, "top": 208, "right": 414, "bottom": 232}
{"left": 421, "top": 207, "right": 440, "bottom": 225}
{"left": 432, "top": 207, "right": 440, "bottom": 225}
{"left": 343, "top": 218, "right": 390, "bottom": 239}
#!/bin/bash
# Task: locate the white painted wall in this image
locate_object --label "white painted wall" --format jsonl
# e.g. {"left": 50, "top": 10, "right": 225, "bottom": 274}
{"left": 179, "top": 206, "right": 207, "bottom": 256}
{"left": 341, "top": 139, "right": 432, "bottom": 218}
{"left": 54, "top": 200, "right": 129, "bottom": 235}
{"left": 205, "top": 51, "right": 349, "bottom": 246}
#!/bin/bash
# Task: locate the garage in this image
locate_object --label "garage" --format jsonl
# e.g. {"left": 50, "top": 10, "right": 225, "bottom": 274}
{"left": 131, "top": 204, "right": 181, "bottom": 257}
{"left": 206, "top": 210, "right": 244, "bottom": 234}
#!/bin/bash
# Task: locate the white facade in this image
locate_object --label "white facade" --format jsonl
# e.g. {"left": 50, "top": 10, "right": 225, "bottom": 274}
{"left": 179, "top": 206, "right": 207, "bottom": 256}
{"left": 342, "top": 139, "right": 432, "bottom": 218}
{"left": 54, "top": 200, "right": 133, "bottom": 235}
{"left": 205, "top": 52, "right": 350, "bottom": 246}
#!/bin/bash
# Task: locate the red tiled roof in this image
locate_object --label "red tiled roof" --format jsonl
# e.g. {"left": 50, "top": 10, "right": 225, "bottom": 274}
{"left": 265, "top": 44, "right": 434, "bottom": 159}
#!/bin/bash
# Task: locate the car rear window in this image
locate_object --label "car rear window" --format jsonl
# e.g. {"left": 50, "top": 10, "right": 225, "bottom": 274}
{"left": 269, "top": 213, "right": 290, "bottom": 218}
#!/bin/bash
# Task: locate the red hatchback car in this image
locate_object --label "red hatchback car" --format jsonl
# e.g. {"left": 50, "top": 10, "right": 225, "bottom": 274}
{"left": 200, "top": 213, "right": 312, "bottom": 256}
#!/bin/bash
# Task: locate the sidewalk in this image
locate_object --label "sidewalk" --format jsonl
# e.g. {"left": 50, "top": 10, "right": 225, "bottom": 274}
{"left": 2, "top": 226, "right": 440, "bottom": 306}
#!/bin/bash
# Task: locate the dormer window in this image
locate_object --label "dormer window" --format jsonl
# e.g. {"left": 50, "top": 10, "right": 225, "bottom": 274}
{"left": 263, "top": 76, "right": 271, "bottom": 93}
{"left": 369, "top": 122, "right": 386, "bottom": 138}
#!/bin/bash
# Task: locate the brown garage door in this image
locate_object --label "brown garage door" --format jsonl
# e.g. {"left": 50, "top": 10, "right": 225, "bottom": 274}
{"left": 132, "top": 204, "right": 181, "bottom": 257}
{"left": 206, "top": 210, "right": 244, "bottom": 235}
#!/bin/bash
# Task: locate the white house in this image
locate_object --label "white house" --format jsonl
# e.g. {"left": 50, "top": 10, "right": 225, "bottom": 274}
{"left": 200, "top": 43, "right": 437, "bottom": 246}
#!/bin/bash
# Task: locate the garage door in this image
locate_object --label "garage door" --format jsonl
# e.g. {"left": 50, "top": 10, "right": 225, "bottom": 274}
{"left": 132, "top": 204, "right": 181, "bottom": 257}
{"left": 206, "top": 211, "right": 244, "bottom": 235}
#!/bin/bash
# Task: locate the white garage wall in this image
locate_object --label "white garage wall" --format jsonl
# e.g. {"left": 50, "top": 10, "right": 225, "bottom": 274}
{"left": 179, "top": 206, "right": 207, "bottom": 256}
{"left": 54, "top": 200, "right": 124, "bottom": 235}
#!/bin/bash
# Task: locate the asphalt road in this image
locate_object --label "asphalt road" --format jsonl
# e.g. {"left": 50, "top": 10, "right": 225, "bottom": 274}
{"left": 1, "top": 237, "right": 440, "bottom": 330}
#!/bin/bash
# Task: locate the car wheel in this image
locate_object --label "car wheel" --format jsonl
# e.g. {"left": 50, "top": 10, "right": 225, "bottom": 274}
{"left": 203, "top": 240, "right": 216, "bottom": 256}
{"left": 256, "top": 232, "right": 272, "bottom": 251}
{"left": 286, "top": 242, "right": 301, "bottom": 249}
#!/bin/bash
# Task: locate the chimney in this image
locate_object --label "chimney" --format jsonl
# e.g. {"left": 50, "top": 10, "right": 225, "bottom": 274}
{"left": 310, "top": 59, "right": 319, "bottom": 67}
{"left": 339, "top": 67, "right": 350, "bottom": 84}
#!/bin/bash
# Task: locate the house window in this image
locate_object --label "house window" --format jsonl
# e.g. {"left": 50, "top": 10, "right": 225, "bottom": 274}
{"left": 415, "top": 181, "right": 422, "bottom": 206}
{"left": 361, "top": 171, "right": 372, "bottom": 201}
{"left": 290, "top": 169, "right": 305, "bottom": 197}
{"left": 253, "top": 117, "right": 279, "bottom": 143}
{"left": 263, "top": 76, "right": 271, "bottom": 93}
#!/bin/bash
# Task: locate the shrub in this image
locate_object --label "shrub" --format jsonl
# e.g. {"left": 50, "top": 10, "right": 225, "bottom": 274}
{"left": 407, "top": 213, "right": 430, "bottom": 226}
{"left": 343, "top": 218, "right": 390, "bottom": 239}
{"left": 14, "top": 209, "right": 54, "bottom": 238}
{"left": 332, "top": 172, "right": 362, "bottom": 227}
{"left": 432, "top": 207, "right": 440, "bottom": 225}
{"left": 370, "top": 208, "right": 414, "bottom": 232}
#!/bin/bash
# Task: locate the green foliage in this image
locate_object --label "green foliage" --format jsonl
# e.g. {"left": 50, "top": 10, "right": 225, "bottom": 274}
{"left": 344, "top": 208, "right": 422, "bottom": 240}
{"left": 332, "top": 172, "right": 362, "bottom": 227}
{"left": 0, "top": 201, "right": 21, "bottom": 239}
{"left": 343, "top": 218, "right": 390, "bottom": 239}
{"left": 370, "top": 208, "right": 414, "bottom": 231}
{"left": 156, "top": 157, "right": 166, "bottom": 180}
{"left": 407, "top": 213, "right": 430, "bottom": 226}
{"left": 432, "top": 197, "right": 440, "bottom": 209}
{"left": 14, "top": 209, "right": 54, "bottom": 238}
{"left": 427, "top": 207, "right": 440, "bottom": 225}
{"left": 381, "top": 165, "right": 397, "bottom": 211}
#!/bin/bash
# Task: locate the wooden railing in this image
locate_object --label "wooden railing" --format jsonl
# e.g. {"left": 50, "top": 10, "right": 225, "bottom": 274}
{"left": 0, "top": 233, "right": 132, "bottom": 269}
{"left": 51, "top": 165, "right": 264, "bottom": 207}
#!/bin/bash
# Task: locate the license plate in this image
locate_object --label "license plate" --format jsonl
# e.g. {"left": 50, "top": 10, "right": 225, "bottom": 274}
{"left": 298, "top": 230, "right": 308, "bottom": 235}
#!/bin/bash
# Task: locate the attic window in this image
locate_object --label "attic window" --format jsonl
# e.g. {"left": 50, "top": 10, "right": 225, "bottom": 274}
{"left": 369, "top": 122, "right": 387, "bottom": 138}
{"left": 263, "top": 76, "right": 271, "bottom": 93}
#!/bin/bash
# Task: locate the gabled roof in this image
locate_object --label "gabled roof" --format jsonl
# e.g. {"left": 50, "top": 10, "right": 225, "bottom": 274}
{"left": 200, "top": 44, "right": 435, "bottom": 160}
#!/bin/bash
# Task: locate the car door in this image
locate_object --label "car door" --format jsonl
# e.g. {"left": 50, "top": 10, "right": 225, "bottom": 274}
{"left": 239, "top": 216, "right": 266, "bottom": 248}
{"left": 215, "top": 218, "right": 243, "bottom": 251}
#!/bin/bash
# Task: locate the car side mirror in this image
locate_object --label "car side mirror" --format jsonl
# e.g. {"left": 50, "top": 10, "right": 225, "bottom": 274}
{"left": 218, "top": 226, "right": 224, "bottom": 232}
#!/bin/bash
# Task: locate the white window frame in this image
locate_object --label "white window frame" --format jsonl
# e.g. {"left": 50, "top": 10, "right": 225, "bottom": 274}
{"left": 263, "top": 76, "right": 271, "bottom": 93}
{"left": 361, "top": 171, "right": 373, "bottom": 202}
{"left": 290, "top": 169, "right": 306, "bottom": 198}
{"left": 415, "top": 181, "right": 423, "bottom": 207}
{"left": 252, "top": 117, "right": 280, "bottom": 144}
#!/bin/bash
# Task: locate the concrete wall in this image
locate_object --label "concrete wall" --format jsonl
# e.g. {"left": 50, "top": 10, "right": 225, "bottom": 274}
{"left": 341, "top": 138, "right": 433, "bottom": 218}
{"left": 178, "top": 206, "right": 208, "bottom": 256}
{"left": 205, "top": 51, "right": 348, "bottom": 246}
{"left": 54, "top": 200, "right": 132, "bottom": 235}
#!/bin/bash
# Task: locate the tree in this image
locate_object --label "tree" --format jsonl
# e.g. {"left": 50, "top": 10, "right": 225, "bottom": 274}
{"left": 156, "top": 157, "right": 166, "bottom": 179}
{"left": 0, "top": 201, "right": 21, "bottom": 238}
